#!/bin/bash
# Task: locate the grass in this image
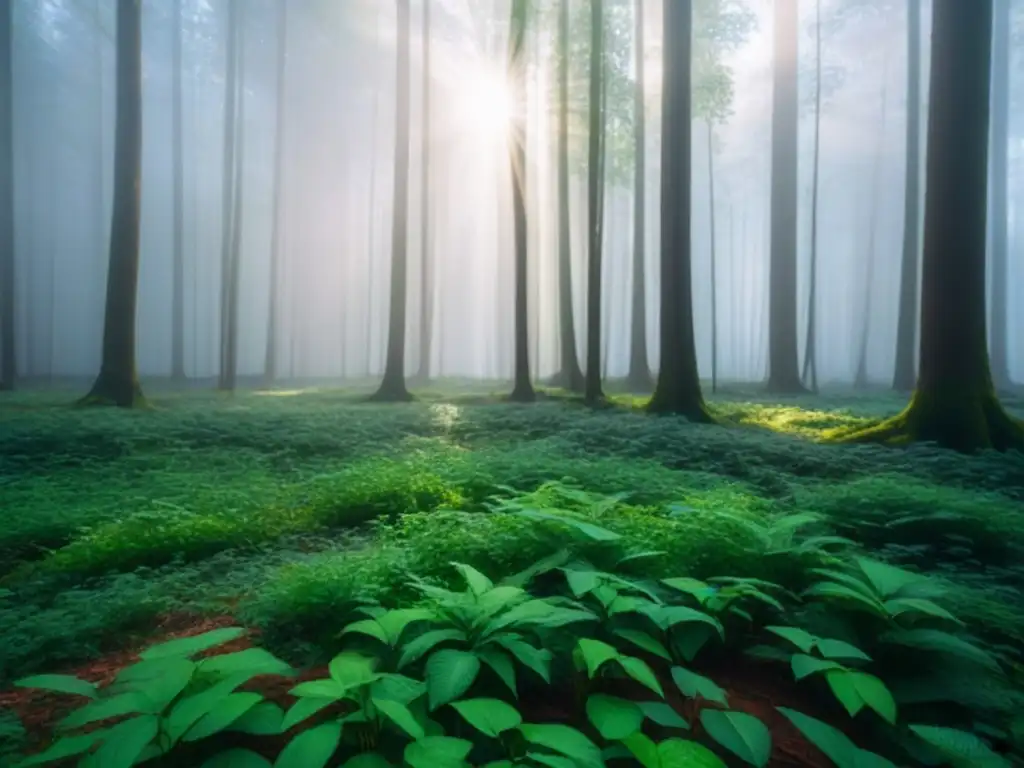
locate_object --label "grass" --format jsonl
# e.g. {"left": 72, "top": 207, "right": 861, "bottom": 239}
{"left": 1, "top": 382, "right": 1023, "bottom": 702}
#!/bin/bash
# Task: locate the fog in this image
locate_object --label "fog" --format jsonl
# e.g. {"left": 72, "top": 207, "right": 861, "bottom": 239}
{"left": 7, "top": 0, "right": 1024, "bottom": 386}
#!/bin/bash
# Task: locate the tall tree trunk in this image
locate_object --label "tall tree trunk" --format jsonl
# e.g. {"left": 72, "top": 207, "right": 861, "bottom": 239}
{"left": 554, "top": 0, "right": 583, "bottom": 391}
{"left": 647, "top": 0, "right": 711, "bottom": 422}
{"left": 989, "top": 0, "right": 1010, "bottom": 388}
{"left": 170, "top": 0, "right": 185, "bottom": 381}
{"left": 584, "top": 0, "right": 605, "bottom": 405}
{"left": 625, "top": 0, "right": 651, "bottom": 393}
{"left": 415, "top": 0, "right": 433, "bottom": 383}
{"left": 224, "top": 9, "right": 246, "bottom": 392}
{"left": 509, "top": 0, "right": 534, "bottom": 402}
{"left": 217, "top": 0, "right": 238, "bottom": 391}
{"left": 81, "top": 0, "right": 145, "bottom": 408}
{"left": 707, "top": 120, "right": 718, "bottom": 393}
{"left": 837, "top": 0, "right": 1022, "bottom": 453}
{"left": 766, "top": 0, "right": 804, "bottom": 393}
{"left": 892, "top": 0, "right": 922, "bottom": 391}
{"left": 371, "top": 0, "right": 413, "bottom": 401}
{"left": 0, "top": 0, "right": 14, "bottom": 390}
{"left": 264, "top": 0, "right": 287, "bottom": 384}
{"left": 802, "top": 0, "right": 822, "bottom": 392}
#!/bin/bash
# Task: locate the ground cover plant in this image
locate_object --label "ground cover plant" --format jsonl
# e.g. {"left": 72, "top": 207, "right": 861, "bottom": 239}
{"left": 1, "top": 384, "right": 1023, "bottom": 765}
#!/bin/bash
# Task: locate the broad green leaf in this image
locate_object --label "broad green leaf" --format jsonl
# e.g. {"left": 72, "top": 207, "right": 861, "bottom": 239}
{"left": 452, "top": 562, "right": 494, "bottom": 596}
{"left": 451, "top": 698, "right": 522, "bottom": 737}
{"left": 14, "top": 674, "right": 98, "bottom": 699}
{"left": 519, "top": 723, "right": 603, "bottom": 768}
{"left": 370, "top": 674, "right": 427, "bottom": 704}
{"left": 525, "top": 755, "right": 578, "bottom": 768}
{"left": 565, "top": 569, "right": 603, "bottom": 597}
{"left": 586, "top": 695, "right": 643, "bottom": 740}
{"left": 59, "top": 691, "right": 152, "bottom": 730}
{"left": 426, "top": 649, "right": 481, "bottom": 710}
{"left": 909, "top": 725, "right": 1010, "bottom": 768}
{"left": 165, "top": 675, "right": 252, "bottom": 743}
{"left": 13, "top": 731, "right": 105, "bottom": 766}
{"left": 288, "top": 679, "right": 347, "bottom": 699}
{"left": 514, "top": 508, "right": 621, "bottom": 541}
{"left": 273, "top": 722, "right": 342, "bottom": 768}
{"left": 281, "top": 696, "right": 336, "bottom": 731}
{"left": 489, "top": 635, "right": 552, "bottom": 683}
{"left": 480, "top": 762, "right": 515, "bottom": 768}
{"left": 884, "top": 598, "right": 962, "bottom": 625}
{"left": 649, "top": 606, "right": 724, "bottom": 638}
{"left": 637, "top": 701, "right": 690, "bottom": 730}
{"left": 328, "top": 653, "right": 379, "bottom": 690}
{"left": 777, "top": 707, "right": 859, "bottom": 768}
{"left": 201, "top": 749, "right": 274, "bottom": 767}
{"left": 376, "top": 609, "right": 437, "bottom": 644}
{"left": 879, "top": 629, "right": 1001, "bottom": 672}
{"left": 340, "top": 619, "right": 389, "bottom": 645}
{"left": 855, "top": 558, "right": 925, "bottom": 599}
{"left": 479, "top": 648, "right": 517, "bottom": 697}
{"left": 398, "top": 629, "right": 467, "bottom": 669}
{"left": 802, "top": 583, "right": 887, "bottom": 616}
{"left": 622, "top": 732, "right": 660, "bottom": 768}
{"left": 767, "top": 627, "right": 819, "bottom": 654}
{"left": 184, "top": 692, "right": 263, "bottom": 741}
{"left": 700, "top": 710, "right": 771, "bottom": 767}
{"left": 814, "top": 639, "right": 872, "bottom": 662}
{"left": 576, "top": 638, "right": 620, "bottom": 678}
{"left": 373, "top": 697, "right": 426, "bottom": 739}
{"left": 140, "top": 628, "right": 245, "bottom": 660}
{"left": 612, "top": 629, "right": 672, "bottom": 661}
{"left": 86, "top": 715, "right": 159, "bottom": 768}
{"left": 657, "top": 739, "right": 727, "bottom": 768}
{"left": 199, "top": 648, "right": 295, "bottom": 678}
{"left": 672, "top": 625, "right": 715, "bottom": 662}
{"left": 618, "top": 656, "right": 664, "bottom": 698}
{"left": 114, "top": 657, "right": 196, "bottom": 686}
{"left": 850, "top": 673, "right": 896, "bottom": 724}
{"left": 671, "top": 666, "right": 727, "bottom": 705}
{"left": 791, "top": 654, "right": 844, "bottom": 681}
{"left": 404, "top": 736, "right": 473, "bottom": 768}
{"left": 228, "top": 701, "right": 285, "bottom": 735}
{"left": 115, "top": 658, "right": 196, "bottom": 711}
{"left": 476, "top": 586, "right": 529, "bottom": 616}
{"left": 341, "top": 755, "right": 393, "bottom": 768}
{"left": 808, "top": 569, "right": 880, "bottom": 599}
{"left": 662, "top": 577, "right": 714, "bottom": 603}
{"left": 825, "top": 670, "right": 866, "bottom": 718}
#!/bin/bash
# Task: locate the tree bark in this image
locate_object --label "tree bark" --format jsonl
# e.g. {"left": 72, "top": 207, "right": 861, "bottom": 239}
{"left": 0, "top": 0, "right": 14, "bottom": 390}
{"left": 217, "top": 0, "right": 239, "bottom": 391}
{"left": 988, "top": 0, "right": 1011, "bottom": 388}
{"left": 370, "top": 0, "right": 413, "bottom": 401}
{"left": 892, "top": 0, "right": 922, "bottom": 391}
{"left": 766, "top": 0, "right": 805, "bottom": 393}
{"left": 170, "top": 0, "right": 185, "bottom": 381}
{"left": 584, "top": 0, "right": 605, "bottom": 405}
{"left": 81, "top": 0, "right": 145, "bottom": 408}
{"left": 415, "top": 0, "right": 433, "bottom": 383}
{"left": 707, "top": 120, "right": 718, "bottom": 393}
{"left": 802, "top": 0, "right": 822, "bottom": 392}
{"left": 647, "top": 0, "right": 712, "bottom": 422}
{"left": 837, "top": 0, "right": 1022, "bottom": 453}
{"left": 264, "top": 0, "right": 287, "bottom": 384}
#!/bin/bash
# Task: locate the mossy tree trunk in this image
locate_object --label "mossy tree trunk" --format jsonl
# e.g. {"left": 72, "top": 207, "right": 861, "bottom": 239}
{"left": 647, "top": 0, "right": 712, "bottom": 423}
{"left": 81, "top": 0, "right": 145, "bottom": 408}
{"left": 371, "top": 0, "right": 413, "bottom": 402}
{"left": 0, "top": 0, "right": 14, "bottom": 391}
{"left": 508, "top": 0, "right": 534, "bottom": 403}
{"left": 584, "top": 0, "right": 605, "bottom": 406}
{"left": 838, "top": 0, "right": 1022, "bottom": 453}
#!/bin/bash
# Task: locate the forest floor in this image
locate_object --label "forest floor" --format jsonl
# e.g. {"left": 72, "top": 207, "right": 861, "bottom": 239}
{"left": 1, "top": 381, "right": 1023, "bottom": 765}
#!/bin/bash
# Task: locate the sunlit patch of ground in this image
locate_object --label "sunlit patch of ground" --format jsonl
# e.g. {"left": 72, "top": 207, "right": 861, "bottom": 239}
{"left": 1, "top": 380, "right": 1022, "bottom": 753}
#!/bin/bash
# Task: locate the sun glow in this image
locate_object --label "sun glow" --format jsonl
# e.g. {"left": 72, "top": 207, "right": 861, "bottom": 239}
{"left": 456, "top": 66, "right": 516, "bottom": 145}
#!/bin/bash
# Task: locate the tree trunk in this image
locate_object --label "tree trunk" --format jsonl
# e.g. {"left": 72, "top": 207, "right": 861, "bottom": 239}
{"left": 554, "top": 0, "right": 583, "bottom": 392}
{"left": 892, "top": 0, "right": 922, "bottom": 391}
{"left": 707, "top": 120, "right": 718, "bottom": 394}
{"left": 222, "top": 4, "right": 245, "bottom": 392}
{"left": 81, "top": 0, "right": 145, "bottom": 408}
{"left": 766, "top": 0, "right": 804, "bottom": 393}
{"left": 802, "top": 0, "right": 822, "bottom": 392}
{"left": 584, "top": 0, "right": 605, "bottom": 405}
{"left": 509, "top": 0, "right": 534, "bottom": 402}
{"left": 264, "top": 0, "right": 287, "bottom": 384}
{"left": 370, "top": 0, "right": 413, "bottom": 401}
{"left": 170, "top": 0, "right": 185, "bottom": 382}
{"left": 415, "top": 0, "right": 433, "bottom": 383}
{"left": 217, "top": 0, "right": 239, "bottom": 391}
{"left": 837, "top": 0, "right": 1022, "bottom": 453}
{"left": 625, "top": 0, "right": 651, "bottom": 393}
{"left": 647, "top": 0, "right": 711, "bottom": 422}
{"left": 988, "top": 0, "right": 1010, "bottom": 388}
{"left": 0, "top": 0, "right": 14, "bottom": 391}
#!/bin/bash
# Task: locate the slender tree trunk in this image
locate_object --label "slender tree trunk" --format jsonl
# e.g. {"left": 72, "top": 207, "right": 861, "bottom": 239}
{"left": 893, "top": 0, "right": 922, "bottom": 391}
{"left": 989, "top": 0, "right": 1010, "bottom": 388}
{"left": 647, "top": 0, "right": 711, "bottom": 422}
{"left": 222, "top": 4, "right": 245, "bottom": 392}
{"left": 264, "top": 0, "right": 287, "bottom": 384}
{"left": 170, "top": 0, "right": 185, "bottom": 381}
{"left": 415, "top": 0, "right": 433, "bottom": 383}
{"left": 802, "top": 0, "right": 822, "bottom": 392}
{"left": 509, "top": 0, "right": 534, "bottom": 402}
{"left": 0, "top": 0, "right": 14, "bottom": 390}
{"left": 371, "top": 0, "right": 413, "bottom": 401}
{"left": 584, "top": 0, "right": 606, "bottom": 405}
{"left": 554, "top": 0, "right": 583, "bottom": 391}
{"left": 707, "top": 120, "right": 718, "bottom": 394}
{"left": 217, "top": 0, "right": 238, "bottom": 391}
{"left": 766, "top": 0, "right": 805, "bottom": 393}
{"left": 81, "top": 0, "right": 145, "bottom": 408}
{"left": 838, "top": 0, "right": 1022, "bottom": 452}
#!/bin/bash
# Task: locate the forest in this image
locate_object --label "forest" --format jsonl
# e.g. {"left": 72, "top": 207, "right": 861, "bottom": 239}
{"left": 0, "top": 0, "right": 1023, "bottom": 766}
